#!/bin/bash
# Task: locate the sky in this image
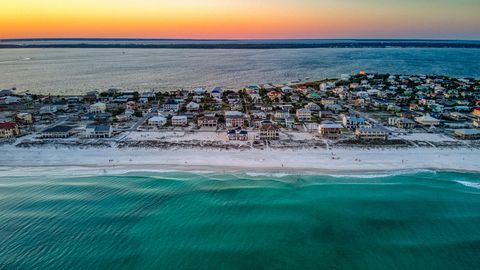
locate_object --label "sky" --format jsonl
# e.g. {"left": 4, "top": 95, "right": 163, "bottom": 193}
{"left": 1, "top": 0, "right": 479, "bottom": 40}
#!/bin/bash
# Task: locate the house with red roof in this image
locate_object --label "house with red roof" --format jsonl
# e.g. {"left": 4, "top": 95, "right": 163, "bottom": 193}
{"left": 473, "top": 107, "right": 480, "bottom": 118}
{"left": 0, "top": 122, "right": 20, "bottom": 139}
{"left": 267, "top": 91, "right": 282, "bottom": 101}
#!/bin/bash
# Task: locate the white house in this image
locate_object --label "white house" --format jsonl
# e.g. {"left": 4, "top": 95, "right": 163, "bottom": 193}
{"left": 40, "top": 105, "right": 58, "bottom": 114}
{"left": 355, "top": 128, "right": 388, "bottom": 140}
{"left": 89, "top": 102, "right": 107, "bottom": 114}
{"left": 274, "top": 109, "right": 290, "bottom": 120}
{"left": 186, "top": 101, "right": 200, "bottom": 111}
{"left": 148, "top": 116, "right": 167, "bottom": 126}
{"left": 296, "top": 108, "right": 312, "bottom": 122}
{"left": 414, "top": 113, "right": 440, "bottom": 126}
{"left": 194, "top": 87, "right": 206, "bottom": 95}
{"left": 172, "top": 115, "right": 188, "bottom": 126}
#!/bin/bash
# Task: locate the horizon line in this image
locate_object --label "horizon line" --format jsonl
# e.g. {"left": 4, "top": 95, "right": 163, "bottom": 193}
{"left": 2, "top": 37, "right": 480, "bottom": 42}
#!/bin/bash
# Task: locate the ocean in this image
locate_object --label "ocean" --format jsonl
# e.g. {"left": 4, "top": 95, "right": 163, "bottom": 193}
{"left": 0, "top": 170, "right": 479, "bottom": 269}
{"left": 1, "top": 47, "right": 479, "bottom": 94}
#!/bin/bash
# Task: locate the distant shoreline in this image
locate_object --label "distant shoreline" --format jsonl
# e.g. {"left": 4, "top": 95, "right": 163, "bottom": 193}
{"left": 1, "top": 40, "right": 480, "bottom": 49}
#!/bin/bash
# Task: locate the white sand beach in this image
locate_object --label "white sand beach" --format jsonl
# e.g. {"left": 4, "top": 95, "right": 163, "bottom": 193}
{"left": 0, "top": 145, "right": 478, "bottom": 174}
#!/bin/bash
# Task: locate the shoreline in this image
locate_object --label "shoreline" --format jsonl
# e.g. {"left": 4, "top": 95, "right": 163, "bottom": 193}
{"left": 1, "top": 145, "right": 479, "bottom": 175}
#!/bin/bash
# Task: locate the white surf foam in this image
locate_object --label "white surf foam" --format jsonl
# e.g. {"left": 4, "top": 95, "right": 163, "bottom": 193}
{"left": 456, "top": 180, "right": 480, "bottom": 190}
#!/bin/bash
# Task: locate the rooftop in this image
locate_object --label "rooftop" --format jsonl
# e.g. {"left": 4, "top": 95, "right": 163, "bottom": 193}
{"left": 43, "top": 125, "right": 74, "bottom": 133}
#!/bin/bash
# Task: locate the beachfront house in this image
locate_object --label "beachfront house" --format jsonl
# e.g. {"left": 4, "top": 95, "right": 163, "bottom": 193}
{"left": 227, "top": 127, "right": 249, "bottom": 141}
{"left": 148, "top": 116, "right": 167, "bottom": 127}
{"left": 414, "top": 113, "right": 440, "bottom": 127}
{"left": 355, "top": 127, "right": 388, "bottom": 140}
{"left": 303, "top": 122, "right": 319, "bottom": 133}
{"left": 296, "top": 108, "right": 312, "bottom": 122}
{"left": 388, "top": 117, "right": 416, "bottom": 129}
{"left": 197, "top": 115, "right": 218, "bottom": 128}
{"left": 172, "top": 115, "right": 188, "bottom": 126}
{"left": 225, "top": 111, "right": 244, "bottom": 128}
{"left": 41, "top": 125, "right": 74, "bottom": 138}
{"left": 342, "top": 115, "right": 370, "bottom": 129}
{"left": 318, "top": 122, "right": 343, "bottom": 139}
{"left": 85, "top": 124, "right": 112, "bottom": 138}
{"left": 225, "top": 115, "right": 244, "bottom": 128}
{"left": 259, "top": 122, "right": 280, "bottom": 140}
{"left": 0, "top": 122, "right": 20, "bottom": 139}
{"left": 454, "top": 129, "right": 480, "bottom": 140}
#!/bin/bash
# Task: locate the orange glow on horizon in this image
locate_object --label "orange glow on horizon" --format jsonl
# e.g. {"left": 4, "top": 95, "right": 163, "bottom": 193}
{"left": 1, "top": 0, "right": 479, "bottom": 39}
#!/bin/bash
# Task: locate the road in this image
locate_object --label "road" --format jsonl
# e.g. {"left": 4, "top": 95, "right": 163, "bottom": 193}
{"left": 128, "top": 105, "right": 158, "bottom": 131}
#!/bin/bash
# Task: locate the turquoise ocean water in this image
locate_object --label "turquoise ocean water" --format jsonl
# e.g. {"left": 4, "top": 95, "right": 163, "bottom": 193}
{"left": 0, "top": 170, "right": 479, "bottom": 269}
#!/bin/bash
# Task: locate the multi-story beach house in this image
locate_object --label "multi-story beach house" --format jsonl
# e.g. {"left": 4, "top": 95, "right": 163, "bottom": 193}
{"left": 0, "top": 122, "right": 20, "bottom": 139}
{"left": 304, "top": 102, "right": 321, "bottom": 112}
{"left": 454, "top": 129, "right": 480, "bottom": 140}
{"left": 296, "top": 109, "right": 312, "bottom": 122}
{"left": 197, "top": 115, "right": 218, "bottom": 128}
{"left": 15, "top": 113, "right": 33, "bottom": 124}
{"left": 162, "top": 100, "right": 180, "bottom": 112}
{"left": 172, "top": 115, "right": 188, "bottom": 126}
{"left": 414, "top": 113, "right": 440, "bottom": 127}
{"left": 318, "top": 122, "right": 343, "bottom": 139}
{"left": 225, "top": 111, "right": 244, "bottom": 128}
{"left": 85, "top": 124, "right": 113, "bottom": 138}
{"left": 342, "top": 115, "right": 370, "bottom": 129}
{"left": 227, "top": 127, "right": 249, "bottom": 141}
{"left": 355, "top": 128, "right": 388, "bottom": 140}
{"left": 259, "top": 122, "right": 280, "bottom": 140}
{"left": 148, "top": 116, "right": 167, "bottom": 127}
{"left": 225, "top": 115, "right": 244, "bottom": 128}
{"left": 41, "top": 125, "right": 74, "bottom": 138}
{"left": 274, "top": 109, "right": 290, "bottom": 120}
{"left": 388, "top": 117, "right": 416, "bottom": 129}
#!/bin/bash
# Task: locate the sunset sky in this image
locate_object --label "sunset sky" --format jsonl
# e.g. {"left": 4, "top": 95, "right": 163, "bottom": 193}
{"left": 1, "top": 0, "right": 479, "bottom": 39}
